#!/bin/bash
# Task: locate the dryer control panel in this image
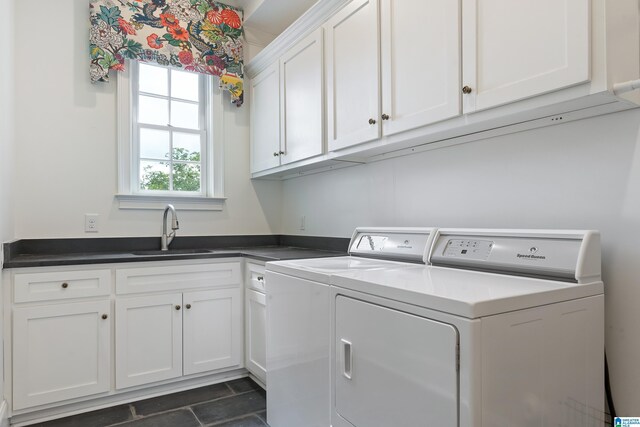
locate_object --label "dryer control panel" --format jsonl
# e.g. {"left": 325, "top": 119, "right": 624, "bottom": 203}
{"left": 443, "top": 239, "right": 494, "bottom": 260}
{"left": 431, "top": 229, "right": 602, "bottom": 283}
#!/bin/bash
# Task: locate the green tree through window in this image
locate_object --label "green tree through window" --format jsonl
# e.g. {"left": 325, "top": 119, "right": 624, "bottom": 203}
{"left": 141, "top": 147, "right": 201, "bottom": 192}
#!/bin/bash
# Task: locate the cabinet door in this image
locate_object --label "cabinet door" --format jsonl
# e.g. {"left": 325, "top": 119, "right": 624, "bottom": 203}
{"left": 183, "top": 288, "right": 243, "bottom": 375}
{"left": 280, "top": 28, "right": 324, "bottom": 165}
{"left": 334, "top": 296, "right": 458, "bottom": 427}
{"left": 462, "top": 0, "right": 590, "bottom": 112}
{"left": 325, "top": 0, "right": 380, "bottom": 151}
{"left": 380, "top": 0, "right": 461, "bottom": 136}
{"left": 245, "top": 288, "right": 266, "bottom": 384}
{"left": 116, "top": 294, "right": 183, "bottom": 389}
{"left": 13, "top": 300, "right": 111, "bottom": 410}
{"left": 250, "top": 62, "right": 281, "bottom": 173}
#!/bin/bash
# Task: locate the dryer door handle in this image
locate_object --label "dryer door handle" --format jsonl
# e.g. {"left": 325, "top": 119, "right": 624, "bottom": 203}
{"left": 341, "top": 339, "right": 353, "bottom": 380}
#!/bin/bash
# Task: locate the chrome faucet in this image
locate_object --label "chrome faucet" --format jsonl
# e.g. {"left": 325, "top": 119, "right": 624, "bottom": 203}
{"left": 161, "top": 204, "right": 179, "bottom": 251}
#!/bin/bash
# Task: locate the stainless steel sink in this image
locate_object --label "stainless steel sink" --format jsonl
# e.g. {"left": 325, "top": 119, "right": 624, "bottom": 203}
{"left": 129, "top": 249, "right": 212, "bottom": 256}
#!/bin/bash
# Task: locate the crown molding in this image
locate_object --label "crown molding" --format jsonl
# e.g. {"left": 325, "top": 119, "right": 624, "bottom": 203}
{"left": 245, "top": 0, "right": 351, "bottom": 78}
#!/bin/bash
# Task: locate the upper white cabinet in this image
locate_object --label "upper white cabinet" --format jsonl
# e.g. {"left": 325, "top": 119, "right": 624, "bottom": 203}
{"left": 380, "top": 0, "right": 461, "bottom": 136}
{"left": 326, "top": 0, "right": 461, "bottom": 151}
{"left": 462, "top": 0, "right": 590, "bottom": 112}
{"left": 250, "top": 62, "right": 281, "bottom": 173}
{"left": 247, "top": 0, "right": 640, "bottom": 178}
{"left": 325, "top": 0, "right": 380, "bottom": 151}
{"left": 280, "top": 28, "right": 324, "bottom": 164}
{"left": 251, "top": 29, "right": 325, "bottom": 173}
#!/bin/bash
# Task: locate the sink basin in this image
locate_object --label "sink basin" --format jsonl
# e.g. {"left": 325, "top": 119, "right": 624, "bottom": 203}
{"left": 129, "top": 249, "right": 212, "bottom": 256}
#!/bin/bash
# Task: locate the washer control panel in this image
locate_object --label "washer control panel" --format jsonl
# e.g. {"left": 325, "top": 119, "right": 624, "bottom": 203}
{"left": 348, "top": 228, "right": 435, "bottom": 263}
{"left": 443, "top": 239, "right": 494, "bottom": 260}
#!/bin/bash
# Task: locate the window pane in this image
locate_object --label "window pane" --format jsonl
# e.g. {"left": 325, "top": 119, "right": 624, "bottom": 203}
{"left": 139, "top": 63, "right": 168, "bottom": 96}
{"left": 140, "top": 128, "right": 170, "bottom": 160}
{"left": 171, "top": 100, "right": 199, "bottom": 129}
{"left": 139, "top": 96, "right": 169, "bottom": 126}
{"left": 172, "top": 163, "right": 201, "bottom": 192}
{"left": 140, "top": 161, "right": 170, "bottom": 191}
{"left": 171, "top": 70, "right": 199, "bottom": 102}
{"left": 173, "top": 132, "right": 201, "bottom": 161}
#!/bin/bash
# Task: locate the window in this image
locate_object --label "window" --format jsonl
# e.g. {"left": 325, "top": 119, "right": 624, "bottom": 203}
{"left": 116, "top": 61, "right": 224, "bottom": 210}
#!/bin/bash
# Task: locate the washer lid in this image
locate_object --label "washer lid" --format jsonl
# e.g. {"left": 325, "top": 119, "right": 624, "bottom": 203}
{"left": 266, "top": 256, "right": 415, "bottom": 284}
{"left": 330, "top": 265, "right": 603, "bottom": 318}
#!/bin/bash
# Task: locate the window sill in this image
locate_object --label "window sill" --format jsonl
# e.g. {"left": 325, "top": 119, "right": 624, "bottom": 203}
{"left": 115, "top": 194, "right": 226, "bottom": 211}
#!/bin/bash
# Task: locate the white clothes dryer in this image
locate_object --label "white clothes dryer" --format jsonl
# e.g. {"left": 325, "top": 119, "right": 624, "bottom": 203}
{"left": 330, "top": 229, "right": 604, "bottom": 427}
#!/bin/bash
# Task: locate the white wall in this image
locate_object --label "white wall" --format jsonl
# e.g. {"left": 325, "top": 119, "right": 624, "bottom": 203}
{"left": 0, "top": 0, "right": 14, "bottom": 244}
{"left": 0, "top": 0, "right": 14, "bottom": 417}
{"left": 282, "top": 108, "right": 640, "bottom": 414}
{"left": 12, "top": 0, "right": 281, "bottom": 239}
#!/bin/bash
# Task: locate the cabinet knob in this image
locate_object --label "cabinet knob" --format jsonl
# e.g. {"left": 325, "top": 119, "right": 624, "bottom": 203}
{"left": 273, "top": 152, "right": 279, "bottom": 157}
{"left": 101, "top": 314, "right": 108, "bottom": 320}
{"left": 175, "top": 305, "right": 181, "bottom": 311}
{"left": 279, "top": 151, "right": 285, "bottom": 155}
{"left": 462, "top": 85, "right": 472, "bottom": 94}
{"left": 381, "top": 114, "right": 390, "bottom": 120}
{"left": 368, "top": 118, "right": 376, "bottom": 125}
{"left": 186, "top": 304, "right": 192, "bottom": 309}
{"left": 257, "top": 276, "right": 264, "bottom": 282}
{"left": 61, "top": 282, "right": 69, "bottom": 289}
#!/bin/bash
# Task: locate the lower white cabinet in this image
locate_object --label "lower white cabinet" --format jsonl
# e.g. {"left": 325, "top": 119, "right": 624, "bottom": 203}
{"left": 12, "top": 300, "right": 111, "bottom": 410}
{"left": 244, "top": 262, "right": 266, "bottom": 385}
{"left": 115, "top": 293, "right": 183, "bottom": 389}
{"left": 245, "top": 288, "right": 266, "bottom": 384}
{"left": 183, "top": 289, "right": 243, "bottom": 375}
{"left": 116, "top": 288, "right": 243, "bottom": 389}
{"left": 7, "top": 259, "right": 247, "bottom": 420}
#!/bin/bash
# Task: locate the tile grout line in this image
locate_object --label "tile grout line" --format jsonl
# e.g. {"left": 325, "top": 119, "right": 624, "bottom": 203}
{"left": 187, "top": 406, "right": 205, "bottom": 427}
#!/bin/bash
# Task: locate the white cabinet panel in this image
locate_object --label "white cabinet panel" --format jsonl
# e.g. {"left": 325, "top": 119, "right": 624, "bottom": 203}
{"left": 280, "top": 28, "right": 324, "bottom": 165}
{"left": 462, "top": 0, "right": 590, "bottom": 112}
{"left": 115, "top": 294, "right": 183, "bottom": 389}
{"left": 380, "top": 0, "right": 461, "bottom": 135}
{"left": 250, "top": 62, "right": 281, "bottom": 172}
{"left": 13, "top": 300, "right": 111, "bottom": 410}
{"left": 183, "top": 289, "right": 243, "bottom": 375}
{"left": 334, "top": 296, "right": 458, "bottom": 427}
{"left": 14, "top": 269, "right": 111, "bottom": 303}
{"left": 245, "top": 262, "right": 266, "bottom": 293}
{"left": 245, "top": 288, "right": 266, "bottom": 384}
{"left": 325, "top": 0, "right": 380, "bottom": 151}
{"left": 116, "top": 262, "right": 241, "bottom": 294}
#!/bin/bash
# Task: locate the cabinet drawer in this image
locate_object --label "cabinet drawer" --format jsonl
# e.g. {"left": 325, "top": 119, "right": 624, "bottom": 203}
{"left": 14, "top": 269, "right": 111, "bottom": 303}
{"left": 116, "top": 262, "right": 241, "bottom": 294}
{"left": 245, "top": 262, "right": 266, "bottom": 292}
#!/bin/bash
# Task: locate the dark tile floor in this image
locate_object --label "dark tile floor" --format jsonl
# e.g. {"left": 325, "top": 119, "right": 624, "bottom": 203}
{"left": 28, "top": 378, "right": 268, "bottom": 427}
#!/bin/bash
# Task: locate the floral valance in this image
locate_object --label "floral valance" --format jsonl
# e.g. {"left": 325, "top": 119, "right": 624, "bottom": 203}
{"left": 90, "top": 0, "right": 244, "bottom": 106}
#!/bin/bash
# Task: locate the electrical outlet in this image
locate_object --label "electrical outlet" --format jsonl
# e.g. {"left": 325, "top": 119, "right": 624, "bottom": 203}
{"left": 300, "top": 215, "right": 306, "bottom": 231}
{"left": 85, "top": 214, "right": 99, "bottom": 233}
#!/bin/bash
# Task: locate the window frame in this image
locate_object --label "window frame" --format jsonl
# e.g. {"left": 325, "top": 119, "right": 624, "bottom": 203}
{"left": 116, "top": 60, "right": 225, "bottom": 211}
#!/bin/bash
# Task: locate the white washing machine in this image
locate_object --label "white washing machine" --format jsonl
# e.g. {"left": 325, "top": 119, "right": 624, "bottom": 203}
{"left": 330, "top": 229, "right": 604, "bottom": 427}
{"left": 265, "top": 228, "right": 437, "bottom": 427}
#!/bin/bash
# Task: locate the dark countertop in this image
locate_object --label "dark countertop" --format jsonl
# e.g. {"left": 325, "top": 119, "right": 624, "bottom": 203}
{"left": 3, "top": 235, "right": 350, "bottom": 269}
